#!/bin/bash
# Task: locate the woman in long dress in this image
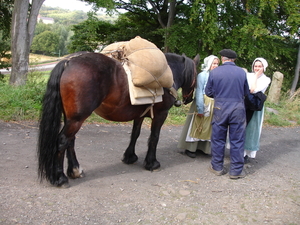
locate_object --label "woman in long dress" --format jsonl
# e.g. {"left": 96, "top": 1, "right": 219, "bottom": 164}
{"left": 177, "top": 55, "right": 219, "bottom": 158}
{"left": 244, "top": 57, "right": 271, "bottom": 162}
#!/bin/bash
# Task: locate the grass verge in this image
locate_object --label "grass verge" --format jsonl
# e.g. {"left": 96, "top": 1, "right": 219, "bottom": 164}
{"left": 0, "top": 70, "right": 299, "bottom": 127}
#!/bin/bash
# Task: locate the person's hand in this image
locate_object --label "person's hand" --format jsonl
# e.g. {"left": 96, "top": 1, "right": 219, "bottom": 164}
{"left": 255, "top": 67, "right": 263, "bottom": 77}
{"left": 197, "top": 113, "right": 204, "bottom": 117}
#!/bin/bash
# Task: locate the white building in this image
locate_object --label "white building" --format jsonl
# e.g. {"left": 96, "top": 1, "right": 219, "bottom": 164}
{"left": 37, "top": 14, "right": 54, "bottom": 24}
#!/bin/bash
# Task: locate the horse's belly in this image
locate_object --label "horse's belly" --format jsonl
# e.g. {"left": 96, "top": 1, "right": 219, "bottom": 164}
{"left": 93, "top": 104, "right": 148, "bottom": 122}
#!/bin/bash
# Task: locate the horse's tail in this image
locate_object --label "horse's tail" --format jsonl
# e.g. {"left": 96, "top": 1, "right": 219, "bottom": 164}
{"left": 37, "top": 60, "right": 67, "bottom": 183}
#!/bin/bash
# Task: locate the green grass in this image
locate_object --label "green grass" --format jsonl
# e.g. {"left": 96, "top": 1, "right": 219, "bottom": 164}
{"left": 0, "top": 72, "right": 46, "bottom": 121}
{"left": 0, "top": 71, "right": 299, "bottom": 127}
{"left": 264, "top": 97, "right": 300, "bottom": 127}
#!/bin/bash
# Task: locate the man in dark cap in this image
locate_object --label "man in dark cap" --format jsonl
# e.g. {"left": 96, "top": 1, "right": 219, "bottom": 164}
{"left": 205, "top": 49, "right": 249, "bottom": 179}
{"left": 219, "top": 49, "right": 238, "bottom": 59}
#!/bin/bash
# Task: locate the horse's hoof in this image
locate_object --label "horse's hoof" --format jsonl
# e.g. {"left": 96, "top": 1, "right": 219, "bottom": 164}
{"left": 122, "top": 154, "right": 138, "bottom": 164}
{"left": 58, "top": 182, "right": 70, "bottom": 188}
{"left": 68, "top": 166, "right": 84, "bottom": 179}
{"left": 53, "top": 175, "right": 69, "bottom": 188}
{"left": 79, "top": 171, "right": 85, "bottom": 178}
{"left": 144, "top": 160, "right": 160, "bottom": 171}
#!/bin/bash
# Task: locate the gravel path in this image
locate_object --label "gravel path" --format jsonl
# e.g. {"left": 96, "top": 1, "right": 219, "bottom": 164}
{"left": 0, "top": 121, "right": 299, "bottom": 224}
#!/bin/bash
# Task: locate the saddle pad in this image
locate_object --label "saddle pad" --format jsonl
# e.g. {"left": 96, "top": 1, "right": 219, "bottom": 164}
{"left": 124, "top": 63, "right": 163, "bottom": 105}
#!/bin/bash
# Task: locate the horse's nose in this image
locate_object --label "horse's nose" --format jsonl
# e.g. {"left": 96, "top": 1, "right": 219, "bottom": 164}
{"left": 183, "top": 97, "right": 193, "bottom": 105}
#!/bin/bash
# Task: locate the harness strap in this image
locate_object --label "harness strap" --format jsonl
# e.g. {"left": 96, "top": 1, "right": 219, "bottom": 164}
{"left": 140, "top": 104, "right": 154, "bottom": 118}
{"left": 169, "top": 87, "right": 178, "bottom": 99}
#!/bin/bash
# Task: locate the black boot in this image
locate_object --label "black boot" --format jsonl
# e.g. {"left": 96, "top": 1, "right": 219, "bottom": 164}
{"left": 185, "top": 150, "right": 196, "bottom": 158}
{"left": 244, "top": 155, "right": 250, "bottom": 164}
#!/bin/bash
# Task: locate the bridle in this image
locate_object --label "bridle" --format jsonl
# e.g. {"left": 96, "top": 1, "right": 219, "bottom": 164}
{"left": 182, "top": 63, "right": 197, "bottom": 104}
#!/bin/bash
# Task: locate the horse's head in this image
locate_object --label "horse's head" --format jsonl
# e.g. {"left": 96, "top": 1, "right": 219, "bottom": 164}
{"left": 181, "top": 54, "right": 200, "bottom": 105}
{"left": 165, "top": 53, "right": 200, "bottom": 106}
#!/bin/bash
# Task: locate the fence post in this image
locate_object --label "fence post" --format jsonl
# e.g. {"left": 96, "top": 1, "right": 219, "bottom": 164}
{"left": 267, "top": 71, "right": 284, "bottom": 104}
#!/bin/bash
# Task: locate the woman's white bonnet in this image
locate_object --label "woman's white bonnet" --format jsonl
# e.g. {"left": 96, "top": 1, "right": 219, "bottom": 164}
{"left": 201, "top": 55, "right": 218, "bottom": 71}
{"left": 252, "top": 57, "right": 268, "bottom": 72}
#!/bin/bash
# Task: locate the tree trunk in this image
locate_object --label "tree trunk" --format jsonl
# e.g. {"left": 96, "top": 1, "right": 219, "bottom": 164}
{"left": 164, "top": 0, "right": 176, "bottom": 52}
{"left": 163, "top": 0, "right": 176, "bottom": 52}
{"left": 290, "top": 44, "right": 300, "bottom": 97}
{"left": 9, "top": 0, "right": 45, "bottom": 86}
{"left": 148, "top": 0, "right": 176, "bottom": 52}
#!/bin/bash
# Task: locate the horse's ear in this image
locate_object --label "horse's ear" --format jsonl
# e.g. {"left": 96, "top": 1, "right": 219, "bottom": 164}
{"left": 193, "top": 54, "right": 200, "bottom": 67}
{"left": 182, "top": 53, "right": 187, "bottom": 57}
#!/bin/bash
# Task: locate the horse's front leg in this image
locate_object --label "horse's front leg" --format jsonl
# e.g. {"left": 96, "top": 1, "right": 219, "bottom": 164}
{"left": 122, "top": 117, "right": 144, "bottom": 164}
{"left": 66, "top": 136, "right": 84, "bottom": 179}
{"left": 144, "top": 113, "right": 168, "bottom": 171}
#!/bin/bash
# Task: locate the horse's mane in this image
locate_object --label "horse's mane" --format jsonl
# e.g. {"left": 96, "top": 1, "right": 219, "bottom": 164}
{"left": 165, "top": 53, "right": 196, "bottom": 89}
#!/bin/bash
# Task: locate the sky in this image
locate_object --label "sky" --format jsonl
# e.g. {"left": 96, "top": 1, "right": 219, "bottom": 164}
{"left": 43, "top": 0, "right": 94, "bottom": 12}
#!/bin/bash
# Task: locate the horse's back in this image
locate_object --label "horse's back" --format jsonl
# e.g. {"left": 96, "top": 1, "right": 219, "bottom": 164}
{"left": 59, "top": 52, "right": 150, "bottom": 122}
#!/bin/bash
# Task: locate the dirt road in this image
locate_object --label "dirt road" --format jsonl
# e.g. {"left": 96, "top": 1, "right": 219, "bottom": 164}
{"left": 0, "top": 120, "right": 299, "bottom": 224}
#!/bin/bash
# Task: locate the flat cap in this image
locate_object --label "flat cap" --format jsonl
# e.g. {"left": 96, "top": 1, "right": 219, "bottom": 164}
{"left": 219, "top": 49, "right": 237, "bottom": 59}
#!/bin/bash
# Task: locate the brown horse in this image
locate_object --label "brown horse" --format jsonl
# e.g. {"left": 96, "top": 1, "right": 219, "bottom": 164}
{"left": 37, "top": 52, "right": 200, "bottom": 187}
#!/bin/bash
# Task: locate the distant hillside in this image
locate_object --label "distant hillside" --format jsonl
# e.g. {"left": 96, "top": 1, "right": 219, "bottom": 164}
{"left": 39, "top": 5, "right": 117, "bottom": 26}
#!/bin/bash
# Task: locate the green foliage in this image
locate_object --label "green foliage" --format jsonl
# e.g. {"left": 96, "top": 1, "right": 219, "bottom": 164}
{"left": 0, "top": 72, "right": 46, "bottom": 121}
{"left": 34, "top": 23, "right": 52, "bottom": 36}
{"left": 186, "top": 0, "right": 299, "bottom": 91}
{"left": 68, "top": 12, "right": 113, "bottom": 52}
{"left": 0, "top": 1, "right": 13, "bottom": 71}
{"left": 265, "top": 98, "right": 300, "bottom": 126}
{"left": 0, "top": 0, "right": 13, "bottom": 38}
{"left": 163, "top": 23, "right": 201, "bottom": 56}
{"left": 0, "top": 31, "right": 11, "bottom": 70}
{"left": 77, "top": 0, "right": 115, "bottom": 13}
{"left": 31, "top": 31, "right": 60, "bottom": 55}
{"left": 69, "top": 0, "right": 300, "bottom": 91}
{"left": 36, "top": 5, "right": 117, "bottom": 56}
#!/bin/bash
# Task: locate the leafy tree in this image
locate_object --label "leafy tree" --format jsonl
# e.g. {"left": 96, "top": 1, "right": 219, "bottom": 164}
{"left": 34, "top": 23, "right": 52, "bottom": 36}
{"left": 0, "top": 0, "right": 13, "bottom": 38}
{"left": 34, "top": 21, "right": 72, "bottom": 56}
{"left": 185, "top": 0, "right": 299, "bottom": 91}
{"left": 31, "top": 31, "right": 59, "bottom": 55}
{"left": 80, "top": 0, "right": 190, "bottom": 51}
{"left": 0, "top": 31, "right": 11, "bottom": 81}
{"left": 0, "top": 0, "right": 13, "bottom": 73}
{"left": 77, "top": 0, "right": 299, "bottom": 91}
{"left": 51, "top": 23, "right": 71, "bottom": 56}
{"left": 68, "top": 12, "right": 115, "bottom": 52}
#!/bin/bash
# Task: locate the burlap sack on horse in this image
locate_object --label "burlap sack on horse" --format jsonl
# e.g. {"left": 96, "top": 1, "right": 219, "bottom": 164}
{"left": 101, "top": 38, "right": 170, "bottom": 106}
{"left": 101, "top": 42, "right": 127, "bottom": 60}
{"left": 124, "top": 36, "right": 173, "bottom": 89}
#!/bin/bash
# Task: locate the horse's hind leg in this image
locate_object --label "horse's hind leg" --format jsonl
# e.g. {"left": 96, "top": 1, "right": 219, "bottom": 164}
{"left": 122, "top": 117, "right": 144, "bottom": 164}
{"left": 52, "top": 132, "right": 70, "bottom": 187}
{"left": 66, "top": 136, "right": 84, "bottom": 179}
{"left": 62, "top": 120, "right": 85, "bottom": 180}
{"left": 51, "top": 119, "right": 85, "bottom": 187}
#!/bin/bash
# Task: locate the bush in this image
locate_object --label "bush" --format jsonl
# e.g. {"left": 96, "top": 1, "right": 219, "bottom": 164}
{"left": 0, "top": 71, "right": 46, "bottom": 121}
